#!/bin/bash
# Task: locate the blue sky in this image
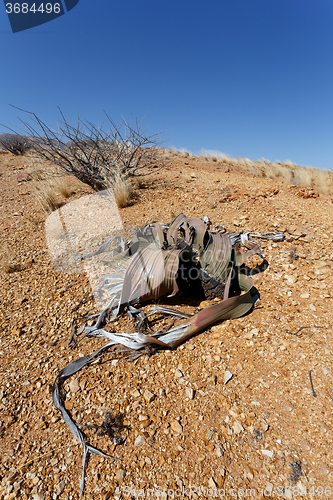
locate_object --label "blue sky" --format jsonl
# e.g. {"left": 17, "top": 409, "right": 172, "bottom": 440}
{"left": 0, "top": 0, "right": 332, "bottom": 169}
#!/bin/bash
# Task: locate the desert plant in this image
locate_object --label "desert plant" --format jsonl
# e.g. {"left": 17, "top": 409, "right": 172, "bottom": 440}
{"left": 0, "top": 133, "right": 32, "bottom": 155}
{"left": 3, "top": 108, "right": 170, "bottom": 191}
{"left": 52, "top": 213, "right": 286, "bottom": 495}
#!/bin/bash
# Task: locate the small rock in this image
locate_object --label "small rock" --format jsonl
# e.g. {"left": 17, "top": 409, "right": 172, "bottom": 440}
{"left": 224, "top": 371, "right": 233, "bottom": 384}
{"left": 232, "top": 420, "right": 244, "bottom": 434}
{"left": 134, "top": 435, "right": 145, "bottom": 446}
{"left": 159, "top": 388, "right": 166, "bottom": 398}
{"left": 55, "top": 480, "right": 65, "bottom": 496}
{"left": 140, "top": 419, "right": 151, "bottom": 428}
{"left": 186, "top": 344, "right": 195, "bottom": 350}
{"left": 216, "top": 444, "right": 223, "bottom": 457}
{"left": 206, "top": 429, "right": 213, "bottom": 440}
{"left": 69, "top": 379, "right": 80, "bottom": 393}
{"left": 244, "top": 464, "right": 254, "bottom": 479}
{"left": 258, "top": 378, "right": 270, "bottom": 389}
{"left": 309, "top": 304, "right": 316, "bottom": 311}
{"left": 229, "top": 409, "right": 238, "bottom": 418}
{"left": 261, "top": 449, "right": 274, "bottom": 458}
{"left": 131, "top": 389, "right": 141, "bottom": 398}
{"left": 185, "top": 387, "right": 194, "bottom": 400}
{"left": 301, "top": 293, "right": 310, "bottom": 299}
{"left": 261, "top": 420, "right": 269, "bottom": 432}
{"left": 170, "top": 419, "right": 183, "bottom": 433}
{"left": 17, "top": 172, "right": 31, "bottom": 182}
{"left": 208, "top": 477, "right": 217, "bottom": 489}
{"left": 174, "top": 369, "right": 183, "bottom": 379}
{"left": 32, "top": 495, "right": 44, "bottom": 500}
{"left": 199, "top": 300, "right": 210, "bottom": 309}
{"left": 115, "top": 469, "right": 125, "bottom": 482}
{"left": 13, "top": 327, "right": 23, "bottom": 337}
{"left": 143, "top": 389, "right": 155, "bottom": 403}
{"left": 138, "top": 414, "right": 148, "bottom": 421}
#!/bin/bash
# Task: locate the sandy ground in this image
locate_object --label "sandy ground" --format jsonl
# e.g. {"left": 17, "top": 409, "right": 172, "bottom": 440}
{"left": 1, "top": 151, "right": 333, "bottom": 500}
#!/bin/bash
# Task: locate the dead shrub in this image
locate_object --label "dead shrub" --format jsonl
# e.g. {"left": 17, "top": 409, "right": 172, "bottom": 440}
{"left": 0, "top": 134, "right": 32, "bottom": 156}
{"left": 7, "top": 110, "right": 169, "bottom": 191}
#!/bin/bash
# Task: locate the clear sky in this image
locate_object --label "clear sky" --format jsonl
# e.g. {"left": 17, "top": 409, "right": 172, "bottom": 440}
{"left": 0, "top": 0, "right": 332, "bottom": 169}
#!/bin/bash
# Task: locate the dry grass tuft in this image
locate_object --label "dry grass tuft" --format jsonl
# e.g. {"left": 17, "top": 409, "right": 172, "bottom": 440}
{"left": 293, "top": 167, "right": 313, "bottom": 188}
{"left": 264, "top": 163, "right": 294, "bottom": 183}
{"left": 284, "top": 159, "right": 295, "bottom": 168}
{"left": 34, "top": 183, "right": 59, "bottom": 213}
{"left": 313, "top": 169, "right": 331, "bottom": 194}
{"left": 181, "top": 172, "right": 191, "bottom": 183}
{"left": 105, "top": 172, "right": 133, "bottom": 208}
{"left": 210, "top": 151, "right": 333, "bottom": 195}
{"left": 207, "top": 196, "right": 216, "bottom": 209}
{"left": 52, "top": 176, "right": 73, "bottom": 198}
{"left": 30, "top": 170, "right": 46, "bottom": 181}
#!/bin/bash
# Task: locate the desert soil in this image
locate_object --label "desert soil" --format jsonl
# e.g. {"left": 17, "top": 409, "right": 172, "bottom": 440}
{"left": 0, "top": 151, "right": 333, "bottom": 500}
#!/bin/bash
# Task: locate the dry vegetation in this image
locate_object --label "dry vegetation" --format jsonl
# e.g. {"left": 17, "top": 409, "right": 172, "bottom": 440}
{"left": 104, "top": 171, "right": 133, "bottom": 208}
{"left": 51, "top": 175, "right": 74, "bottom": 198}
{"left": 34, "top": 184, "right": 59, "bottom": 213}
{"left": 196, "top": 149, "right": 333, "bottom": 195}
